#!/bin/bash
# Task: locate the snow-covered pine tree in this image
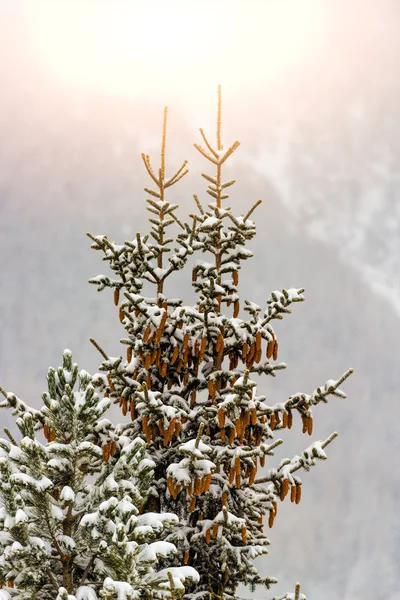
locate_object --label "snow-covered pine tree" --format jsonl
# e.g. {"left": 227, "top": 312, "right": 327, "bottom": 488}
{"left": 88, "top": 87, "right": 353, "bottom": 600}
{"left": 0, "top": 350, "right": 198, "bottom": 600}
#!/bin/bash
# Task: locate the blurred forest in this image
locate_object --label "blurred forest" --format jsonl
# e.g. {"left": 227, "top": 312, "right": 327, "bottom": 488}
{"left": 0, "top": 2, "right": 399, "bottom": 599}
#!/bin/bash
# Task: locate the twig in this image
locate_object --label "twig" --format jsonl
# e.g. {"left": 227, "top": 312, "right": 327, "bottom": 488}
{"left": 47, "top": 570, "right": 59, "bottom": 591}
{"left": 321, "top": 431, "right": 338, "bottom": 448}
{"left": 193, "top": 194, "right": 205, "bottom": 216}
{"left": 195, "top": 423, "right": 205, "bottom": 449}
{"left": 193, "top": 143, "right": 218, "bottom": 165}
{"left": 167, "top": 571, "right": 177, "bottom": 600}
{"left": 294, "top": 582, "right": 301, "bottom": 600}
{"left": 170, "top": 211, "right": 185, "bottom": 229}
{"left": 89, "top": 338, "right": 109, "bottom": 361}
{"left": 244, "top": 199, "right": 262, "bottom": 222}
{"left": 4, "top": 428, "right": 18, "bottom": 446}
{"left": 80, "top": 555, "right": 95, "bottom": 586}
{"left": 255, "top": 432, "right": 339, "bottom": 484}
{"left": 141, "top": 153, "right": 160, "bottom": 185}
{"left": 166, "top": 160, "right": 189, "bottom": 187}
{"left": 199, "top": 128, "right": 219, "bottom": 159}
{"left": 219, "top": 141, "right": 241, "bottom": 165}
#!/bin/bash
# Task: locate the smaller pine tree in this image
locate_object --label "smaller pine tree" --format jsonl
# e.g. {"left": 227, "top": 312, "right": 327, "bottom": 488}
{"left": 0, "top": 350, "right": 198, "bottom": 600}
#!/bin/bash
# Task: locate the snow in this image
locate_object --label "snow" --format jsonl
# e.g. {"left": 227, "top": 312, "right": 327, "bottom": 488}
{"left": 101, "top": 577, "right": 134, "bottom": 600}
{"left": 76, "top": 586, "right": 98, "bottom": 600}
{"left": 80, "top": 513, "right": 98, "bottom": 528}
{"left": 193, "top": 459, "right": 215, "bottom": 474}
{"left": 214, "top": 509, "right": 245, "bottom": 527}
{"left": 166, "top": 464, "right": 191, "bottom": 484}
{"left": 286, "top": 287, "right": 305, "bottom": 301}
{"left": 11, "top": 473, "right": 53, "bottom": 492}
{"left": 74, "top": 391, "right": 88, "bottom": 408}
{"left": 60, "top": 486, "right": 75, "bottom": 502}
{"left": 15, "top": 508, "right": 28, "bottom": 524}
{"left": 137, "top": 512, "right": 178, "bottom": 530}
{"left": 56, "top": 588, "right": 79, "bottom": 600}
{"left": 9, "top": 540, "right": 23, "bottom": 553}
{"left": 118, "top": 496, "right": 136, "bottom": 515}
{"left": 99, "top": 496, "right": 118, "bottom": 513}
{"left": 120, "top": 438, "right": 145, "bottom": 457}
{"left": 77, "top": 441, "right": 101, "bottom": 454}
{"left": 57, "top": 534, "right": 76, "bottom": 550}
{"left": 153, "top": 267, "right": 168, "bottom": 279}
{"left": 151, "top": 566, "right": 200, "bottom": 586}
{"left": 179, "top": 439, "right": 211, "bottom": 456}
{"left": 30, "top": 536, "right": 51, "bottom": 552}
{"left": 4, "top": 515, "right": 15, "bottom": 529}
{"left": 200, "top": 216, "right": 220, "bottom": 229}
{"left": 50, "top": 503, "right": 64, "bottom": 521}
{"left": 19, "top": 436, "right": 41, "bottom": 451}
{"left": 8, "top": 445, "right": 23, "bottom": 461}
{"left": 137, "top": 540, "right": 176, "bottom": 562}
{"left": 103, "top": 474, "right": 119, "bottom": 491}
{"left": 47, "top": 458, "right": 69, "bottom": 470}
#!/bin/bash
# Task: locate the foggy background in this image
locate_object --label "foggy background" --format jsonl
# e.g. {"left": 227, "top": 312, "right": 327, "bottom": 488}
{"left": 0, "top": 1, "right": 399, "bottom": 598}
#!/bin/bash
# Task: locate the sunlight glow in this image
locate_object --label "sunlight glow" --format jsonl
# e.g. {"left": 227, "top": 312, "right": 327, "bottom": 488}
{"left": 28, "top": 1, "right": 326, "bottom": 100}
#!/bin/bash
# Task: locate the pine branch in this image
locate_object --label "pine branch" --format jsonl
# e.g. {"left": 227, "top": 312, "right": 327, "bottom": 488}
{"left": 199, "top": 128, "right": 219, "bottom": 159}
{"left": 46, "top": 570, "right": 59, "bottom": 591}
{"left": 193, "top": 143, "right": 219, "bottom": 164}
{"left": 193, "top": 194, "right": 205, "bottom": 216}
{"left": 219, "top": 140, "right": 241, "bottom": 164}
{"left": 3, "top": 428, "right": 18, "bottom": 446}
{"left": 285, "top": 368, "right": 354, "bottom": 412}
{"left": 166, "top": 166, "right": 189, "bottom": 187}
{"left": 195, "top": 423, "right": 205, "bottom": 449}
{"left": 167, "top": 571, "right": 177, "bottom": 600}
{"left": 144, "top": 187, "right": 161, "bottom": 199}
{"left": 89, "top": 337, "right": 108, "bottom": 361}
{"left": 165, "top": 160, "right": 189, "bottom": 187}
{"left": 244, "top": 199, "right": 262, "bottom": 222}
{"left": 255, "top": 432, "right": 339, "bottom": 484}
{"left": 141, "top": 153, "right": 160, "bottom": 185}
{"left": 170, "top": 211, "right": 185, "bottom": 230}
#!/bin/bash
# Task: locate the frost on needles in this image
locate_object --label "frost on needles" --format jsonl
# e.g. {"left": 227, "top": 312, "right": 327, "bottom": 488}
{"left": 86, "top": 87, "right": 353, "bottom": 600}
{"left": 0, "top": 351, "right": 198, "bottom": 599}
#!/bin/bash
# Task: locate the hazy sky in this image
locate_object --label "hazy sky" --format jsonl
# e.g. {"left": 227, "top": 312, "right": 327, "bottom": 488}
{"left": 1, "top": 0, "right": 398, "bottom": 122}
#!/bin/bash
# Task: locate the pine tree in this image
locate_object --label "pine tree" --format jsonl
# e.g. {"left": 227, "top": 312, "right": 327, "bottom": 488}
{"left": 87, "top": 86, "right": 353, "bottom": 600}
{"left": 0, "top": 350, "right": 198, "bottom": 599}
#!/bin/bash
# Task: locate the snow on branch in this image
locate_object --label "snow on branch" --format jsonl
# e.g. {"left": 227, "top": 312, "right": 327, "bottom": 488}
{"left": 262, "top": 288, "right": 305, "bottom": 325}
{"left": 285, "top": 368, "right": 354, "bottom": 411}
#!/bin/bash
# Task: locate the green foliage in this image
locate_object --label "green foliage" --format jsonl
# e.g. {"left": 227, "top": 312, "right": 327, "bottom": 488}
{"left": 0, "top": 351, "right": 197, "bottom": 599}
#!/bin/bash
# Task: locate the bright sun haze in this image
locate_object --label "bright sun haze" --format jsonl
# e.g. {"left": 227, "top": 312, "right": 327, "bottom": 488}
{"left": 27, "top": 0, "right": 326, "bottom": 101}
